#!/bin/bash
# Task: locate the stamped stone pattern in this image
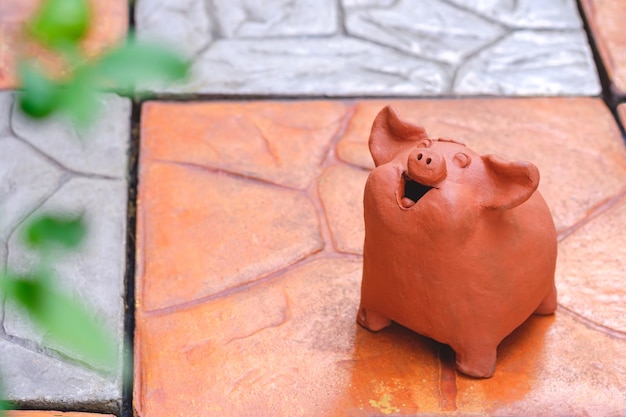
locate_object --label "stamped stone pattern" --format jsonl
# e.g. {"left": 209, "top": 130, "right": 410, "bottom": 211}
{"left": 136, "top": 161, "right": 323, "bottom": 312}
{"left": 344, "top": 0, "right": 505, "bottom": 65}
{"left": 454, "top": 30, "right": 600, "bottom": 95}
{"left": 0, "top": 92, "right": 129, "bottom": 411}
{"left": 177, "top": 37, "right": 448, "bottom": 96}
{"left": 0, "top": 0, "right": 128, "bottom": 89}
{"left": 318, "top": 164, "right": 368, "bottom": 255}
{"left": 2, "top": 0, "right": 626, "bottom": 414}
{"left": 213, "top": 0, "right": 338, "bottom": 37}
{"left": 135, "top": 0, "right": 212, "bottom": 57}
{"left": 11, "top": 95, "right": 131, "bottom": 178}
{"left": 135, "top": 99, "right": 626, "bottom": 416}
{"left": 445, "top": 0, "right": 583, "bottom": 29}
{"left": 0, "top": 339, "right": 119, "bottom": 412}
{"left": 135, "top": 0, "right": 600, "bottom": 96}
{"left": 581, "top": 0, "right": 626, "bottom": 96}
{"left": 140, "top": 101, "right": 350, "bottom": 189}
{"left": 557, "top": 194, "right": 626, "bottom": 333}
{"left": 5, "top": 177, "right": 127, "bottom": 365}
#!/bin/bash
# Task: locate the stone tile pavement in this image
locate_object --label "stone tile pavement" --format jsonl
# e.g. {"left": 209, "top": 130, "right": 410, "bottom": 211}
{"left": 135, "top": 98, "right": 626, "bottom": 416}
{"left": 0, "top": 0, "right": 626, "bottom": 416}
{"left": 0, "top": 91, "right": 130, "bottom": 412}
{"left": 136, "top": 0, "right": 601, "bottom": 96}
{"left": 1, "top": 0, "right": 130, "bottom": 413}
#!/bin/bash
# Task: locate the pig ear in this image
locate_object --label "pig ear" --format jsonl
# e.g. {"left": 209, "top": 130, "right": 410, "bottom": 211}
{"left": 482, "top": 154, "right": 540, "bottom": 210}
{"left": 369, "top": 106, "right": 430, "bottom": 166}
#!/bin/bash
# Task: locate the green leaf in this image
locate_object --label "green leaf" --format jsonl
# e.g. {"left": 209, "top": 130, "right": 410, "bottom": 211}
{"left": 1, "top": 274, "right": 117, "bottom": 371}
{"left": 94, "top": 39, "right": 190, "bottom": 95}
{"left": 57, "top": 68, "right": 101, "bottom": 127}
{"left": 17, "top": 62, "right": 59, "bottom": 119}
{"left": 28, "top": 0, "right": 90, "bottom": 49}
{"left": 24, "top": 214, "right": 86, "bottom": 251}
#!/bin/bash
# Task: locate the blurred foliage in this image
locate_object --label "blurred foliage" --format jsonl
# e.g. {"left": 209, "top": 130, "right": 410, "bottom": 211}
{"left": 0, "top": 214, "right": 116, "bottom": 412}
{"left": 1, "top": 215, "right": 116, "bottom": 369}
{"left": 1, "top": 0, "right": 190, "bottom": 411}
{"left": 18, "top": 0, "right": 189, "bottom": 126}
{"left": 25, "top": 215, "right": 86, "bottom": 250}
{"left": 28, "top": 0, "right": 90, "bottom": 49}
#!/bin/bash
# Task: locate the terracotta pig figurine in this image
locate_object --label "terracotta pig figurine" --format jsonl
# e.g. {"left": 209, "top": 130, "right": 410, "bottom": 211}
{"left": 357, "top": 106, "right": 557, "bottom": 378}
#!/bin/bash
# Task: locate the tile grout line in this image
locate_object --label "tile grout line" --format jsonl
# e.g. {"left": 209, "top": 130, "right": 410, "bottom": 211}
{"left": 575, "top": 0, "right": 626, "bottom": 140}
{"left": 557, "top": 304, "right": 626, "bottom": 340}
{"left": 311, "top": 101, "right": 357, "bottom": 255}
{"left": 141, "top": 250, "right": 362, "bottom": 318}
{"left": 122, "top": 3, "right": 138, "bottom": 417}
{"left": 149, "top": 158, "right": 303, "bottom": 192}
{"left": 120, "top": 99, "right": 141, "bottom": 417}
{"left": 557, "top": 186, "right": 626, "bottom": 243}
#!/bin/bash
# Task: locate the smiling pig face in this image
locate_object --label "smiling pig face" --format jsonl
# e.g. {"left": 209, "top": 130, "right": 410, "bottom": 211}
{"left": 358, "top": 106, "right": 558, "bottom": 378}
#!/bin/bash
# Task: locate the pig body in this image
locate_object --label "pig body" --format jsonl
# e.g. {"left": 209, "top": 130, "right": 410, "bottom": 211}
{"left": 357, "top": 107, "right": 557, "bottom": 378}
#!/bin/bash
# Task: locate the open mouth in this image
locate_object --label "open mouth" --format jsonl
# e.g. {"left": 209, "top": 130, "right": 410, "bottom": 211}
{"left": 399, "top": 172, "right": 433, "bottom": 208}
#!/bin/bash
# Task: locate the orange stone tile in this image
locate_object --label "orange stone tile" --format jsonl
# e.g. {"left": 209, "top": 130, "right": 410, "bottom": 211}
{"left": 0, "top": 0, "right": 128, "bottom": 89}
{"left": 318, "top": 164, "right": 369, "bottom": 255}
{"left": 336, "top": 98, "right": 626, "bottom": 232}
{"left": 581, "top": 0, "right": 626, "bottom": 96}
{"left": 135, "top": 258, "right": 443, "bottom": 417}
{"left": 456, "top": 311, "right": 626, "bottom": 416}
{"left": 137, "top": 99, "right": 626, "bottom": 416}
{"left": 557, "top": 193, "right": 626, "bottom": 333}
{"left": 6, "top": 413, "right": 114, "bottom": 417}
{"left": 136, "top": 161, "right": 323, "bottom": 312}
{"left": 141, "top": 101, "right": 350, "bottom": 190}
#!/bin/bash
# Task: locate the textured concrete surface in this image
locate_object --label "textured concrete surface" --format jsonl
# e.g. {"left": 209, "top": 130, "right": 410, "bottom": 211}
{"left": 135, "top": 99, "right": 626, "bottom": 416}
{"left": 582, "top": 0, "right": 626, "bottom": 97}
{"left": 135, "top": 0, "right": 600, "bottom": 96}
{"left": 0, "top": 92, "right": 130, "bottom": 412}
{"left": 3, "top": 0, "right": 626, "bottom": 415}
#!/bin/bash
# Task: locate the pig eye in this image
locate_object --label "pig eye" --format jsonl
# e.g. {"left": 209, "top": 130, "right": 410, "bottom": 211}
{"left": 453, "top": 153, "right": 471, "bottom": 168}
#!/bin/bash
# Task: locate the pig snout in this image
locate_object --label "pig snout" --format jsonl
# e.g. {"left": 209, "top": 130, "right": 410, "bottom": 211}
{"left": 407, "top": 148, "right": 447, "bottom": 186}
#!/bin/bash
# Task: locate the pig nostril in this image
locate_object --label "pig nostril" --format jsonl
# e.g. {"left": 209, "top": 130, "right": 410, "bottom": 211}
{"left": 426, "top": 157, "right": 432, "bottom": 164}
{"left": 417, "top": 153, "right": 423, "bottom": 161}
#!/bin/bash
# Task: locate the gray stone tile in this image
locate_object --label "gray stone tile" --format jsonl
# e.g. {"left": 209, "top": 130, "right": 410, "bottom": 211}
{"left": 4, "top": 177, "right": 127, "bottom": 370}
{"left": 167, "top": 37, "right": 449, "bottom": 95}
{"left": 342, "top": 0, "right": 395, "bottom": 7}
{"left": 0, "top": 338, "right": 120, "bottom": 412}
{"left": 11, "top": 95, "right": 131, "bottom": 178}
{"left": 445, "top": 0, "right": 583, "bottom": 29}
{"left": 0, "top": 136, "right": 64, "bottom": 241}
{"left": 135, "top": 0, "right": 600, "bottom": 97}
{"left": 0, "top": 92, "right": 129, "bottom": 408}
{"left": 344, "top": 0, "right": 506, "bottom": 65}
{"left": 135, "top": 0, "right": 213, "bottom": 57}
{"left": 213, "top": 0, "right": 338, "bottom": 37}
{"left": 0, "top": 92, "right": 13, "bottom": 137}
{"left": 453, "top": 30, "right": 601, "bottom": 95}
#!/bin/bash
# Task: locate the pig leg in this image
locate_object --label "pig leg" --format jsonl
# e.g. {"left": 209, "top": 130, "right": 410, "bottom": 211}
{"left": 454, "top": 344, "right": 497, "bottom": 378}
{"left": 534, "top": 285, "right": 557, "bottom": 315}
{"left": 357, "top": 306, "right": 391, "bottom": 332}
